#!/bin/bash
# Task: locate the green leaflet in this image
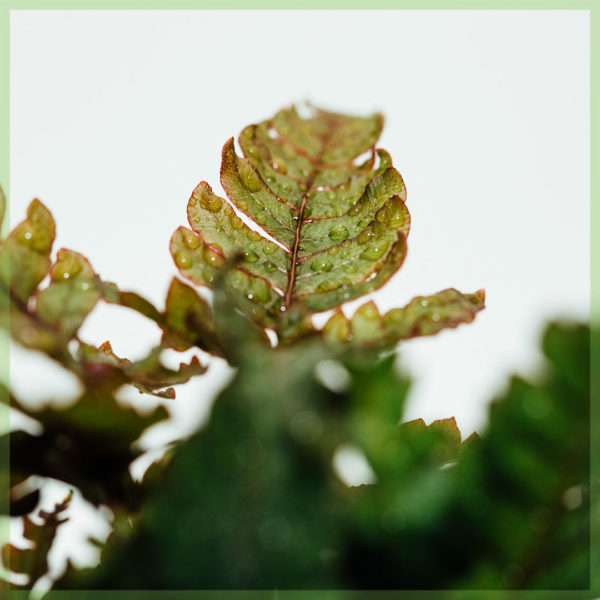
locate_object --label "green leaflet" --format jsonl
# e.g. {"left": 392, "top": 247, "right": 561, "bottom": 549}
{"left": 324, "top": 289, "right": 486, "bottom": 350}
{"left": 0, "top": 199, "right": 55, "bottom": 304}
{"left": 37, "top": 249, "right": 102, "bottom": 338}
{"left": 172, "top": 106, "right": 411, "bottom": 319}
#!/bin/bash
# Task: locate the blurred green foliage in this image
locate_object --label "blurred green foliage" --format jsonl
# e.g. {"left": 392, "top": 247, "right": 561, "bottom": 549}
{"left": 62, "top": 320, "right": 589, "bottom": 591}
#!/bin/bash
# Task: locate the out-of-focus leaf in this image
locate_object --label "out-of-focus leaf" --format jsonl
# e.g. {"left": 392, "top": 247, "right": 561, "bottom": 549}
{"left": 341, "top": 322, "right": 589, "bottom": 589}
{"left": 0, "top": 199, "right": 55, "bottom": 304}
{"left": 162, "top": 278, "right": 221, "bottom": 355}
{"left": 9, "top": 389, "right": 168, "bottom": 508}
{"left": 323, "top": 289, "right": 485, "bottom": 350}
{"left": 73, "top": 322, "right": 589, "bottom": 591}
{"left": 89, "top": 340, "right": 207, "bottom": 399}
{"left": 2, "top": 491, "right": 72, "bottom": 588}
{"left": 36, "top": 249, "right": 102, "bottom": 338}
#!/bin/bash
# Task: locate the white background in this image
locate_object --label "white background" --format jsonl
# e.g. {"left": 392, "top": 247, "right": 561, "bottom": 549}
{"left": 6, "top": 9, "right": 590, "bottom": 584}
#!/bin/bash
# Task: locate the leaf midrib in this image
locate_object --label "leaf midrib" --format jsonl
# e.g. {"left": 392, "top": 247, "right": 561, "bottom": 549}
{"left": 283, "top": 119, "right": 336, "bottom": 308}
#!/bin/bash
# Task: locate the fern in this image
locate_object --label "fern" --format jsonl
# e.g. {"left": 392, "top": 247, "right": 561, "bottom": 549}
{"left": 0, "top": 105, "right": 495, "bottom": 590}
{"left": 170, "top": 106, "right": 484, "bottom": 346}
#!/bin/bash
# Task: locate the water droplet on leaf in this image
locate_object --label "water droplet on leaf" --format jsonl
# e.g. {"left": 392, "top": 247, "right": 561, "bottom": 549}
{"left": 328, "top": 226, "right": 349, "bottom": 241}
{"left": 358, "top": 229, "right": 374, "bottom": 245}
{"left": 310, "top": 259, "right": 333, "bottom": 272}
{"left": 174, "top": 249, "right": 192, "bottom": 269}
{"left": 360, "top": 241, "right": 389, "bottom": 261}
{"left": 183, "top": 231, "right": 200, "bottom": 250}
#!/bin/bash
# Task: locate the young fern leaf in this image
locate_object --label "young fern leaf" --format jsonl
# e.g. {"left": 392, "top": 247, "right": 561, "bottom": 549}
{"left": 171, "top": 106, "right": 484, "bottom": 345}
{"left": 171, "top": 106, "right": 409, "bottom": 324}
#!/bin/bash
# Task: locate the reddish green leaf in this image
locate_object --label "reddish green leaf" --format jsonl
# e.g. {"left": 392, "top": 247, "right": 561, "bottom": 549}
{"left": 323, "top": 288, "right": 486, "bottom": 350}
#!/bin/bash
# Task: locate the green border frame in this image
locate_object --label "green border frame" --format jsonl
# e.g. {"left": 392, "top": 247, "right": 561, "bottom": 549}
{"left": 0, "top": 2, "right": 596, "bottom": 599}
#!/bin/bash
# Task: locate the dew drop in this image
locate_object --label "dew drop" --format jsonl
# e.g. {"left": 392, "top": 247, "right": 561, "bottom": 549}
{"left": 421, "top": 299, "right": 429, "bottom": 307}
{"left": 358, "top": 229, "right": 374, "bottom": 245}
{"left": 273, "top": 161, "right": 287, "bottom": 175}
{"left": 376, "top": 207, "right": 389, "bottom": 223}
{"left": 183, "top": 231, "right": 200, "bottom": 250}
{"left": 256, "top": 214, "right": 266, "bottom": 226}
{"left": 360, "top": 241, "right": 389, "bottom": 261}
{"left": 248, "top": 230, "right": 261, "bottom": 242}
{"left": 174, "top": 249, "right": 193, "bottom": 269}
{"left": 200, "top": 195, "right": 222, "bottom": 213}
{"left": 242, "top": 126, "right": 254, "bottom": 139}
{"left": 302, "top": 169, "right": 310, "bottom": 177}
{"left": 343, "top": 263, "right": 357, "bottom": 274}
{"left": 310, "top": 259, "right": 333, "bottom": 272}
{"left": 327, "top": 191, "right": 336, "bottom": 200}
{"left": 348, "top": 203, "right": 361, "bottom": 217}
{"left": 362, "top": 304, "right": 379, "bottom": 320}
{"left": 254, "top": 279, "right": 271, "bottom": 302}
{"left": 239, "top": 165, "right": 261, "bottom": 192}
{"left": 75, "top": 280, "right": 91, "bottom": 291}
{"left": 432, "top": 313, "right": 441, "bottom": 322}
{"left": 342, "top": 240, "right": 351, "bottom": 248}
{"left": 390, "top": 212, "right": 406, "bottom": 227}
{"left": 358, "top": 218, "right": 370, "bottom": 228}
{"left": 263, "top": 243, "right": 276, "bottom": 255}
{"left": 203, "top": 246, "right": 224, "bottom": 267}
{"left": 244, "top": 250, "right": 259, "bottom": 263}
{"left": 328, "top": 226, "right": 349, "bottom": 241}
{"left": 265, "top": 261, "right": 276, "bottom": 272}
{"left": 231, "top": 216, "right": 244, "bottom": 229}
{"left": 328, "top": 246, "right": 339, "bottom": 256}
{"left": 16, "top": 227, "right": 33, "bottom": 245}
